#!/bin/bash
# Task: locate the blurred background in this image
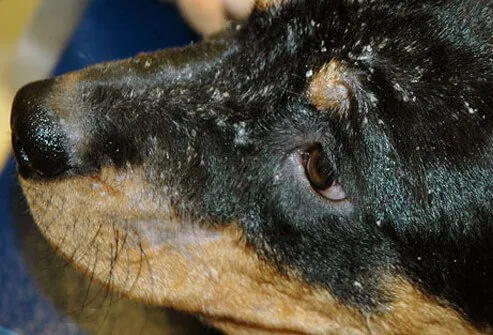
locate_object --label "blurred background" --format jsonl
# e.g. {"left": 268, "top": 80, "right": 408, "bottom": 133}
{"left": 0, "top": 1, "right": 224, "bottom": 334}
{"left": 0, "top": 0, "right": 40, "bottom": 170}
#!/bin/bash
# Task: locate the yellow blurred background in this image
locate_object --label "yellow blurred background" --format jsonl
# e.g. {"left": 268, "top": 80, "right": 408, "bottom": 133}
{"left": 0, "top": 0, "right": 41, "bottom": 170}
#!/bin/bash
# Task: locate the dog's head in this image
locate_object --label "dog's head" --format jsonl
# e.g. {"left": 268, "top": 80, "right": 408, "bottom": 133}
{"left": 10, "top": 0, "right": 493, "bottom": 333}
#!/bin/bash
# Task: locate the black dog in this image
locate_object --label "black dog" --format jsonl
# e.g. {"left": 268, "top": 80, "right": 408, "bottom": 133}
{"left": 10, "top": 0, "right": 493, "bottom": 333}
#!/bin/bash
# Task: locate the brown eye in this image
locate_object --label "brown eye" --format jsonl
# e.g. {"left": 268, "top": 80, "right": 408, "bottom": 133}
{"left": 306, "top": 148, "right": 333, "bottom": 190}
{"left": 304, "top": 147, "right": 347, "bottom": 201}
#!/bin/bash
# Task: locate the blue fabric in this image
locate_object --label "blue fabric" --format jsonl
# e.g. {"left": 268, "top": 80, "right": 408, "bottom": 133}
{"left": 54, "top": 0, "right": 197, "bottom": 74}
{"left": 0, "top": 0, "right": 196, "bottom": 332}
{"left": 0, "top": 159, "right": 80, "bottom": 334}
{"left": 0, "top": 326, "right": 19, "bottom": 335}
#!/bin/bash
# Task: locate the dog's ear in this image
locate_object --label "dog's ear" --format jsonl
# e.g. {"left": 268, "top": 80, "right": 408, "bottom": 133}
{"left": 307, "top": 60, "right": 355, "bottom": 117}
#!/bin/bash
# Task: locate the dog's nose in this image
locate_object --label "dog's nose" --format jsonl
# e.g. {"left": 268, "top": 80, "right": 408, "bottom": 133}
{"left": 11, "top": 79, "right": 71, "bottom": 179}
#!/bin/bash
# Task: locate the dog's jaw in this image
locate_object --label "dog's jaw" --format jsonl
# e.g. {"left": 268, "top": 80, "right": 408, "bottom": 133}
{"left": 11, "top": 0, "right": 493, "bottom": 332}
{"left": 19, "top": 167, "right": 483, "bottom": 335}
{"left": 19, "top": 168, "right": 361, "bottom": 334}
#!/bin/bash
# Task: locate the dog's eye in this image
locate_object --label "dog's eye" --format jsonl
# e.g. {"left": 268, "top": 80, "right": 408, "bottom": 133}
{"left": 304, "top": 147, "right": 347, "bottom": 201}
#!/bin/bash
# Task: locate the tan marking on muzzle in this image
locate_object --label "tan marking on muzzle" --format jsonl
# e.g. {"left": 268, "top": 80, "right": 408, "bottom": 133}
{"left": 380, "top": 280, "right": 488, "bottom": 335}
{"left": 307, "top": 60, "right": 353, "bottom": 116}
{"left": 19, "top": 168, "right": 483, "bottom": 334}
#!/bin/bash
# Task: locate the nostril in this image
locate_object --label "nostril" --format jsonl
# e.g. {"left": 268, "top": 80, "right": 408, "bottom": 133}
{"left": 12, "top": 135, "right": 31, "bottom": 172}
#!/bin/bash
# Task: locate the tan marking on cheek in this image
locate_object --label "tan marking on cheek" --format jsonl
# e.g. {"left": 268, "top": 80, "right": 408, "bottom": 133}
{"left": 307, "top": 60, "right": 353, "bottom": 116}
{"left": 20, "top": 168, "right": 484, "bottom": 334}
{"left": 374, "top": 279, "right": 485, "bottom": 335}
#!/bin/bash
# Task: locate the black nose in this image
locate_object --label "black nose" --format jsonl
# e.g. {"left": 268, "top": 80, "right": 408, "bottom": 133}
{"left": 11, "top": 79, "right": 71, "bottom": 179}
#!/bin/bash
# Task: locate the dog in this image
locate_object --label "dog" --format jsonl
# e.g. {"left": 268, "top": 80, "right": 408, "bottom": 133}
{"left": 10, "top": 0, "right": 493, "bottom": 333}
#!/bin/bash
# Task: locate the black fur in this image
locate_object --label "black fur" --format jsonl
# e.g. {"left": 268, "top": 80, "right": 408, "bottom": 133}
{"left": 11, "top": 0, "right": 493, "bottom": 329}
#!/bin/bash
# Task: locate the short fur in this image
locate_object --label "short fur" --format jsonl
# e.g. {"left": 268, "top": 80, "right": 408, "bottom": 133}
{"left": 10, "top": 0, "right": 493, "bottom": 333}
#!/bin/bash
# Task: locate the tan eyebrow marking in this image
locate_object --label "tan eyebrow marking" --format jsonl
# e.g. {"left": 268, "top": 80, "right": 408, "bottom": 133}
{"left": 307, "top": 60, "right": 353, "bottom": 117}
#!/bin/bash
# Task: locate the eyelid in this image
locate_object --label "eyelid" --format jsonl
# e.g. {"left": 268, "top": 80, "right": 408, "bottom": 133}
{"left": 318, "top": 181, "right": 348, "bottom": 202}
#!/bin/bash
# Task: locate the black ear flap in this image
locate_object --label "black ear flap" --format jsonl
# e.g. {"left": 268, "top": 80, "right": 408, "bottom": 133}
{"left": 307, "top": 60, "right": 354, "bottom": 117}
